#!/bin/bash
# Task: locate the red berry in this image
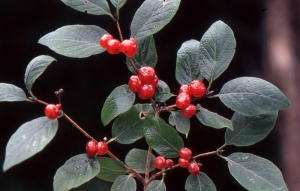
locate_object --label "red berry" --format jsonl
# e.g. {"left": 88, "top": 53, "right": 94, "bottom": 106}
{"left": 178, "top": 158, "right": 190, "bottom": 168}
{"left": 121, "top": 39, "right": 138, "bottom": 57}
{"left": 165, "top": 159, "right": 174, "bottom": 168}
{"left": 128, "top": 75, "right": 142, "bottom": 93}
{"left": 179, "top": 84, "right": 191, "bottom": 96}
{"left": 97, "top": 141, "right": 108, "bottom": 155}
{"left": 138, "top": 66, "right": 156, "bottom": 84}
{"left": 190, "top": 80, "right": 206, "bottom": 98}
{"left": 138, "top": 84, "right": 155, "bottom": 100}
{"left": 130, "top": 37, "right": 136, "bottom": 44}
{"left": 176, "top": 93, "right": 191, "bottom": 109}
{"left": 179, "top": 147, "right": 192, "bottom": 159}
{"left": 152, "top": 75, "right": 159, "bottom": 88}
{"left": 86, "top": 140, "right": 98, "bottom": 158}
{"left": 182, "top": 104, "right": 197, "bottom": 118}
{"left": 154, "top": 156, "right": 166, "bottom": 169}
{"left": 107, "top": 39, "right": 121, "bottom": 54}
{"left": 45, "top": 104, "right": 60, "bottom": 120}
{"left": 188, "top": 162, "right": 200, "bottom": 176}
{"left": 100, "top": 34, "right": 113, "bottom": 49}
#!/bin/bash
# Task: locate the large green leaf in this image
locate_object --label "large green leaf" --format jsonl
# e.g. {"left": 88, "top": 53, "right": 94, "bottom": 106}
{"left": 53, "top": 153, "right": 100, "bottom": 191}
{"left": 146, "top": 180, "right": 166, "bottom": 191}
{"left": 219, "top": 77, "right": 290, "bottom": 116}
{"left": 0, "top": 83, "right": 29, "bottom": 102}
{"left": 200, "top": 21, "right": 236, "bottom": 83}
{"left": 61, "top": 0, "right": 112, "bottom": 16}
{"left": 111, "top": 175, "right": 136, "bottom": 191}
{"left": 153, "top": 80, "right": 173, "bottom": 102}
{"left": 125, "top": 149, "right": 155, "bottom": 174}
{"left": 101, "top": 84, "right": 135, "bottom": 126}
{"left": 227, "top": 152, "right": 288, "bottom": 191}
{"left": 130, "top": 0, "right": 180, "bottom": 40}
{"left": 185, "top": 173, "right": 217, "bottom": 191}
{"left": 24, "top": 55, "right": 56, "bottom": 97}
{"left": 110, "top": 0, "right": 127, "bottom": 11}
{"left": 96, "top": 157, "right": 126, "bottom": 182}
{"left": 169, "top": 111, "right": 190, "bottom": 137}
{"left": 176, "top": 40, "right": 203, "bottom": 85}
{"left": 3, "top": 117, "right": 58, "bottom": 172}
{"left": 39, "top": 25, "right": 107, "bottom": 58}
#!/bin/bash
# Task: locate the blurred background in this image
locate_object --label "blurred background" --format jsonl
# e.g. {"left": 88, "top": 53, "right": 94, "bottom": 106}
{"left": 0, "top": 0, "right": 299, "bottom": 190}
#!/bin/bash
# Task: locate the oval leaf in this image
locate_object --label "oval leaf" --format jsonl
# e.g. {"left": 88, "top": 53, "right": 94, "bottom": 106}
{"left": 146, "top": 180, "right": 166, "bottom": 191}
{"left": 219, "top": 77, "right": 290, "bottom": 116}
{"left": 227, "top": 152, "right": 288, "bottom": 191}
{"left": 111, "top": 175, "right": 136, "bottom": 191}
{"left": 38, "top": 25, "right": 107, "bottom": 58}
{"left": 3, "top": 117, "right": 58, "bottom": 172}
{"left": 225, "top": 111, "right": 278, "bottom": 146}
{"left": 169, "top": 111, "right": 190, "bottom": 138}
{"left": 185, "top": 172, "right": 217, "bottom": 191}
{"left": 153, "top": 80, "right": 173, "bottom": 102}
{"left": 125, "top": 149, "right": 155, "bottom": 174}
{"left": 0, "top": 83, "right": 29, "bottom": 102}
{"left": 24, "top": 55, "right": 56, "bottom": 97}
{"left": 96, "top": 157, "right": 126, "bottom": 182}
{"left": 61, "top": 0, "right": 112, "bottom": 16}
{"left": 130, "top": 0, "right": 180, "bottom": 40}
{"left": 53, "top": 153, "right": 100, "bottom": 191}
{"left": 200, "top": 20, "right": 236, "bottom": 83}
{"left": 110, "top": 0, "right": 127, "bottom": 11}
{"left": 101, "top": 84, "right": 135, "bottom": 126}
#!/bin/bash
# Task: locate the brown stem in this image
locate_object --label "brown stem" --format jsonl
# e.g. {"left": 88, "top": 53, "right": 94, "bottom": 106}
{"left": 116, "top": 21, "right": 124, "bottom": 42}
{"left": 144, "top": 147, "right": 152, "bottom": 186}
{"left": 128, "top": 57, "right": 139, "bottom": 74}
{"left": 35, "top": 99, "right": 48, "bottom": 106}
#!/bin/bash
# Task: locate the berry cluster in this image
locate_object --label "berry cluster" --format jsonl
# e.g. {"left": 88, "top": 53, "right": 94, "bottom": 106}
{"left": 178, "top": 147, "right": 201, "bottom": 176}
{"left": 153, "top": 156, "right": 174, "bottom": 169}
{"left": 85, "top": 140, "right": 108, "bottom": 158}
{"left": 44, "top": 104, "right": 62, "bottom": 120}
{"left": 176, "top": 79, "right": 206, "bottom": 118}
{"left": 128, "top": 66, "right": 158, "bottom": 100}
{"left": 100, "top": 34, "right": 137, "bottom": 57}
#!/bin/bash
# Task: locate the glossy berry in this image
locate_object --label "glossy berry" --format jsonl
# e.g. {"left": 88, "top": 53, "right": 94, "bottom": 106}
{"left": 138, "top": 84, "right": 155, "bottom": 100}
{"left": 107, "top": 39, "right": 121, "bottom": 54}
{"left": 165, "top": 159, "right": 174, "bottom": 168}
{"left": 182, "top": 104, "right": 197, "bottom": 118}
{"left": 176, "top": 93, "right": 191, "bottom": 109}
{"left": 188, "top": 162, "right": 200, "bottom": 176}
{"left": 152, "top": 75, "right": 159, "bottom": 88}
{"left": 190, "top": 80, "right": 206, "bottom": 98}
{"left": 179, "top": 147, "right": 192, "bottom": 159}
{"left": 121, "top": 39, "right": 138, "bottom": 57}
{"left": 154, "top": 156, "right": 166, "bottom": 169}
{"left": 44, "top": 104, "right": 60, "bottom": 120}
{"left": 100, "top": 34, "right": 113, "bottom": 49}
{"left": 128, "top": 75, "right": 142, "bottom": 93}
{"left": 179, "top": 84, "right": 191, "bottom": 96}
{"left": 86, "top": 140, "right": 98, "bottom": 158}
{"left": 138, "top": 66, "right": 156, "bottom": 84}
{"left": 178, "top": 158, "right": 190, "bottom": 168}
{"left": 97, "top": 141, "right": 108, "bottom": 155}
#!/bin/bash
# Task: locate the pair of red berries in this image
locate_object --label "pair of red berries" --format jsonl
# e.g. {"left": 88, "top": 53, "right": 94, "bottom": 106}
{"left": 178, "top": 147, "right": 201, "bottom": 176}
{"left": 176, "top": 80, "right": 207, "bottom": 118}
{"left": 85, "top": 140, "right": 108, "bottom": 158}
{"left": 154, "top": 156, "right": 174, "bottom": 169}
{"left": 128, "top": 66, "right": 158, "bottom": 100}
{"left": 100, "top": 34, "right": 138, "bottom": 57}
{"left": 44, "top": 104, "right": 62, "bottom": 120}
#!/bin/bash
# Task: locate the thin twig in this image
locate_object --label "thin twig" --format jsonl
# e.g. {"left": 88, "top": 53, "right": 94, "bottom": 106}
{"left": 116, "top": 21, "right": 124, "bottom": 42}
{"left": 144, "top": 147, "right": 152, "bottom": 186}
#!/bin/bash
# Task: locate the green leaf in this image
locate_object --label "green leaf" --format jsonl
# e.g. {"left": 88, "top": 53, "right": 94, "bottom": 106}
{"left": 125, "top": 149, "right": 155, "bottom": 174}
{"left": 3, "top": 117, "right": 58, "bottom": 172}
{"left": 175, "top": 40, "right": 203, "bottom": 85}
{"left": 38, "top": 25, "right": 108, "bottom": 58}
{"left": 111, "top": 175, "right": 136, "bottom": 191}
{"left": 53, "top": 153, "right": 100, "bottom": 191}
{"left": 146, "top": 180, "right": 166, "bottom": 191}
{"left": 110, "top": 0, "right": 127, "bottom": 11}
{"left": 0, "top": 83, "right": 29, "bottom": 102}
{"left": 112, "top": 104, "right": 154, "bottom": 144}
{"left": 126, "top": 35, "right": 157, "bottom": 73}
{"left": 185, "top": 172, "right": 217, "bottom": 191}
{"left": 96, "top": 157, "right": 126, "bottom": 182}
{"left": 169, "top": 111, "right": 190, "bottom": 138}
{"left": 153, "top": 80, "right": 173, "bottom": 102}
{"left": 195, "top": 105, "right": 233, "bottom": 130}
{"left": 24, "top": 55, "right": 56, "bottom": 97}
{"left": 130, "top": 0, "right": 180, "bottom": 40}
{"left": 225, "top": 111, "right": 278, "bottom": 147}
{"left": 144, "top": 117, "right": 184, "bottom": 158}
{"left": 219, "top": 77, "right": 290, "bottom": 116}
{"left": 200, "top": 20, "right": 236, "bottom": 83}
{"left": 227, "top": 152, "right": 288, "bottom": 191}
{"left": 61, "top": 0, "right": 112, "bottom": 16}
{"left": 101, "top": 84, "right": 135, "bottom": 126}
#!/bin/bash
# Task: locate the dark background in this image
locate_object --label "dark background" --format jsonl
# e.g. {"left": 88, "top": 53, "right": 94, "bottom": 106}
{"left": 0, "top": 0, "right": 284, "bottom": 190}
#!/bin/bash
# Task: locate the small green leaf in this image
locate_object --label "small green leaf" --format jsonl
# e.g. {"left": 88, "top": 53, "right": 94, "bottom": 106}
{"left": 153, "top": 80, "right": 172, "bottom": 102}
{"left": 24, "top": 55, "right": 56, "bottom": 97}
{"left": 169, "top": 111, "right": 190, "bottom": 137}
{"left": 130, "top": 0, "right": 180, "bottom": 40}
{"left": 3, "top": 117, "right": 58, "bottom": 172}
{"left": 101, "top": 84, "right": 135, "bottom": 126}
{"left": 144, "top": 117, "right": 184, "bottom": 158}
{"left": 195, "top": 105, "right": 233, "bottom": 130}
{"left": 225, "top": 111, "right": 278, "bottom": 147}
{"left": 111, "top": 175, "right": 136, "bottom": 191}
{"left": 176, "top": 39, "right": 203, "bottom": 85}
{"left": 110, "top": 0, "right": 127, "bottom": 11}
{"left": 53, "top": 153, "right": 100, "bottom": 191}
{"left": 96, "top": 157, "right": 126, "bottom": 182}
{"left": 38, "top": 25, "right": 108, "bottom": 58}
{"left": 227, "top": 152, "right": 288, "bottom": 191}
{"left": 0, "top": 83, "right": 29, "bottom": 102}
{"left": 146, "top": 180, "right": 166, "bottom": 191}
{"left": 185, "top": 172, "right": 217, "bottom": 191}
{"left": 125, "top": 149, "right": 155, "bottom": 174}
{"left": 219, "top": 77, "right": 290, "bottom": 116}
{"left": 61, "top": 0, "right": 112, "bottom": 16}
{"left": 200, "top": 20, "right": 236, "bottom": 83}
